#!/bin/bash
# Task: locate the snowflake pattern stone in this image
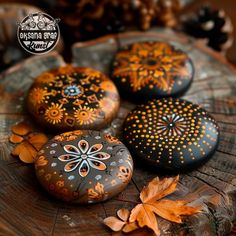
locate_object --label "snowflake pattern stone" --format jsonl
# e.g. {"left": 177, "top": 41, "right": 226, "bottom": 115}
{"left": 112, "top": 42, "right": 194, "bottom": 101}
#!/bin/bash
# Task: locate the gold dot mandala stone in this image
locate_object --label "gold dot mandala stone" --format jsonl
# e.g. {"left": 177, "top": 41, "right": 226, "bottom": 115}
{"left": 35, "top": 130, "right": 133, "bottom": 204}
{"left": 123, "top": 98, "right": 219, "bottom": 171}
{"left": 27, "top": 66, "right": 120, "bottom": 131}
{"left": 112, "top": 42, "right": 194, "bottom": 101}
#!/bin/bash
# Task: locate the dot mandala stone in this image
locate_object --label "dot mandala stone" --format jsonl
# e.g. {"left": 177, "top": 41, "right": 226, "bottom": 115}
{"left": 27, "top": 65, "right": 120, "bottom": 131}
{"left": 123, "top": 98, "right": 219, "bottom": 171}
{"left": 35, "top": 130, "right": 133, "bottom": 204}
{"left": 111, "top": 42, "right": 194, "bottom": 101}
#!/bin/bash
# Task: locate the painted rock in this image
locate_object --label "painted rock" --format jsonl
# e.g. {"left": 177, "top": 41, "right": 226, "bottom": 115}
{"left": 27, "top": 65, "right": 120, "bottom": 131}
{"left": 123, "top": 98, "right": 219, "bottom": 171}
{"left": 35, "top": 130, "right": 133, "bottom": 203}
{"left": 111, "top": 42, "right": 194, "bottom": 101}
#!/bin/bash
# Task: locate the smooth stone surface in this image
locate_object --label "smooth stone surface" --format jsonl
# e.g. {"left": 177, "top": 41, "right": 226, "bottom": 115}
{"left": 123, "top": 98, "right": 219, "bottom": 171}
{"left": 111, "top": 41, "right": 194, "bottom": 101}
{"left": 27, "top": 65, "right": 120, "bottom": 131}
{"left": 35, "top": 130, "right": 133, "bottom": 204}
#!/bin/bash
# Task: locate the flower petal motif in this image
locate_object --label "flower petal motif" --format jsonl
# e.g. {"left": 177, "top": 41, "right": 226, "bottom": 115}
{"left": 58, "top": 140, "right": 110, "bottom": 177}
{"left": 78, "top": 140, "right": 89, "bottom": 153}
{"left": 64, "top": 159, "right": 82, "bottom": 172}
{"left": 58, "top": 155, "right": 78, "bottom": 162}
{"left": 87, "top": 159, "right": 106, "bottom": 171}
{"left": 88, "top": 143, "right": 103, "bottom": 154}
{"left": 79, "top": 160, "right": 90, "bottom": 177}
{"left": 64, "top": 144, "right": 80, "bottom": 155}
{"left": 89, "top": 152, "right": 110, "bottom": 160}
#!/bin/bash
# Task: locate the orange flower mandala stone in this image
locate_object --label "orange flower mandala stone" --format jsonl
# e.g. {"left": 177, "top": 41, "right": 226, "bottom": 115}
{"left": 112, "top": 42, "right": 194, "bottom": 101}
{"left": 123, "top": 98, "right": 219, "bottom": 171}
{"left": 27, "top": 66, "right": 120, "bottom": 131}
{"left": 34, "top": 130, "right": 133, "bottom": 203}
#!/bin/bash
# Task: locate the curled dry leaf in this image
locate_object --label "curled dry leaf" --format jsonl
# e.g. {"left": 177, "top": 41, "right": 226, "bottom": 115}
{"left": 104, "top": 216, "right": 125, "bottom": 232}
{"left": 9, "top": 134, "right": 24, "bottom": 144}
{"left": 129, "top": 176, "right": 202, "bottom": 236}
{"left": 10, "top": 121, "right": 48, "bottom": 164}
{"left": 104, "top": 208, "right": 138, "bottom": 233}
{"left": 11, "top": 122, "right": 32, "bottom": 136}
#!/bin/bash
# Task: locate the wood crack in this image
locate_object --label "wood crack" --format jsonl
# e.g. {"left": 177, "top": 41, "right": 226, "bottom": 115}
{"left": 131, "top": 177, "right": 141, "bottom": 193}
{"left": 101, "top": 203, "right": 112, "bottom": 236}
{"left": 186, "top": 173, "right": 227, "bottom": 201}
{"left": 217, "top": 149, "right": 236, "bottom": 157}
{"left": 197, "top": 169, "right": 236, "bottom": 188}
{"left": 51, "top": 207, "right": 59, "bottom": 236}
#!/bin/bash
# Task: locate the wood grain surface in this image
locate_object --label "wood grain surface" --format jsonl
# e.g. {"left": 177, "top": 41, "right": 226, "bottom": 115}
{"left": 0, "top": 29, "right": 236, "bottom": 236}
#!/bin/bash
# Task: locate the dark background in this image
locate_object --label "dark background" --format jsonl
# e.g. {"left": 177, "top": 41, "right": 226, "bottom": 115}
{"left": 1, "top": 0, "right": 236, "bottom": 64}
{"left": 183, "top": 0, "right": 236, "bottom": 65}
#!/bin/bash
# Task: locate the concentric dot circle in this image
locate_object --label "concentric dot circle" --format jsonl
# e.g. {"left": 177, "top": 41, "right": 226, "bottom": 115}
{"left": 123, "top": 98, "right": 220, "bottom": 171}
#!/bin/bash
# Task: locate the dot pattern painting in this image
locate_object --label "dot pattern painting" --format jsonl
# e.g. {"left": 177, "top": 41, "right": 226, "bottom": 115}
{"left": 35, "top": 130, "right": 133, "bottom": 204}
{"left": 112, "top": 42, "right": 194, "bottom": 101}
{"left": 27, "top": 66, "right": 120, "bottom": 131}
{"left": 123, "top": 98, "right": 219, "bottom": 171}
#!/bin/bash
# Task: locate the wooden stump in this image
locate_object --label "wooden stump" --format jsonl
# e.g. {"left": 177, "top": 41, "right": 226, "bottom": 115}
{"left": 0, "top": 29, "right": 236, "bottom": 236}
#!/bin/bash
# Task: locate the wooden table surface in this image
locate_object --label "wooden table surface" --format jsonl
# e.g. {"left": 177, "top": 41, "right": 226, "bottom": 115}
{"left": 0, "top": 29, "right": 236, "bottom": 236}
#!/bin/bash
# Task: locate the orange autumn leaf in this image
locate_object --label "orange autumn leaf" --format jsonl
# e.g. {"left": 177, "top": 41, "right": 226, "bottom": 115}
{"left": 11, "top": 122, "right": 32, "bottom": 136}
{"left": 122, "top": 221, "right": 139, "bottom": 233}
{"left": 104, "top": 216, "right": 125, "bottom": 232}
{"left": 129, "top": 176, "right": 201, "bottom": 236}
{"left": 140, "top": 175, "right": 179, "bottom": 203}
{"left": 104, "top": 208, "right": 138, "bottom": 233}
{"left": 148, "top": 200, "right": 201, "bottom": 224}
{"left": 117, "top": 208, "right": 129, "bottom": 221}
{"left": 11, "top": 141, "right": 37, "bottom": 163}
{"left": 9, "top": 134, "right": 24, "bottom": 144}
{"left": 28, "top": 133, "right": 48, "bottom": 151}
{"left": 10, "top": 121, "right": 48, "bottom": 164}
{"left": 130, "top": 203, "right": 160, "bottom": 235}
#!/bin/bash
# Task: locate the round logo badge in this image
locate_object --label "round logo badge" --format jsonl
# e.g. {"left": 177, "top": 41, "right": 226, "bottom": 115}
{"left": 17, "top": 12, "right": 60, "bottom": 54}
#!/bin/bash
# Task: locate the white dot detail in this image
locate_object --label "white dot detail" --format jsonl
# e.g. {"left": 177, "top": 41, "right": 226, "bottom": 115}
{"left": 68, "top": 175, "right": 75, "bottom": 180}
{"left": 95, "top": 175, "right": 102, "bottom": 180}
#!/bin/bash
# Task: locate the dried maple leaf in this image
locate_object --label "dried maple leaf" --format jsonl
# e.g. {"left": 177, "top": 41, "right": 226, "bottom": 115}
{"left": 129, "top": 176, "right": 201, "bottom": 236}
{"left": 104, "top": 208, "right": 138, "bottom": 233}
{"left": 10, "top": 121, "right": 48, "bottom": 164}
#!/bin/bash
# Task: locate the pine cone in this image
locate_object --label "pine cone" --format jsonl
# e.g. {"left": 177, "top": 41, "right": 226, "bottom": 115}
{"left": 43, "top": 0, "right": 183, "bottom": 41}
{"left": 182, "top": 5, "right": 233, "bottom": 53}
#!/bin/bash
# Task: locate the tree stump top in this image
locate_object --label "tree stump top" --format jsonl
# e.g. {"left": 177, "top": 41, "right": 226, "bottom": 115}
{"left": 0, "top": 29, "right": 236, "bottom": 236}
